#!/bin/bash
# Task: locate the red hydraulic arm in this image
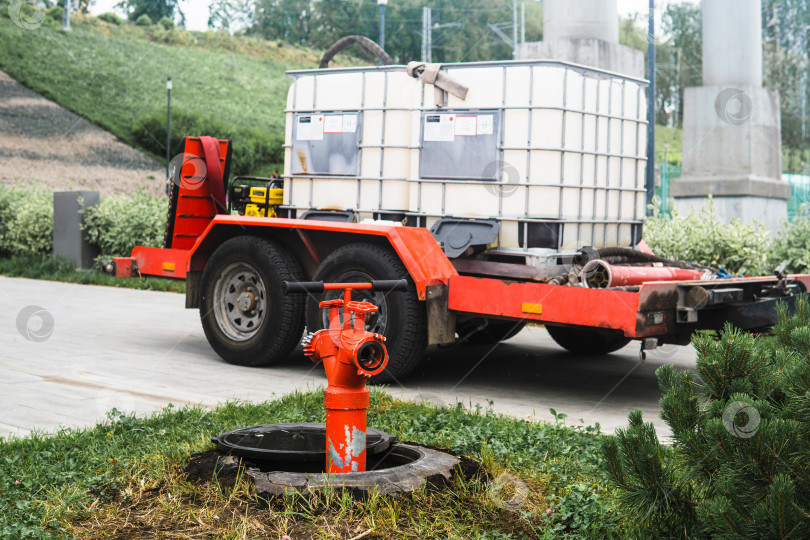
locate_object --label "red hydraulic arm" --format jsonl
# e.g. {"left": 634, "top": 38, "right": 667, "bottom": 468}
{"left": 111, "top": 136, "right": 231, "bottom": 280}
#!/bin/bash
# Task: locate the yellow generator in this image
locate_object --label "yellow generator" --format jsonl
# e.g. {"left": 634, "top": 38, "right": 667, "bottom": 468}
{"left": 229, "top": 177, "right": 283, "bottom": 217}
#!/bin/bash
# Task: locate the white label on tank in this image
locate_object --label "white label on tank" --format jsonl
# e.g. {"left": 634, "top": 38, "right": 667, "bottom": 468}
{"left": 477, "top": 115, "right": 494, "bottom": 135}
{"left": 424, "top": 114, "right": 455, "bottom": 142}
{"left": 324, "top": 115, "right": 343, "bottom": 133}
{"left": 342, "top": 114, "right": 357, "bottom": 133}
{"left": 297, "top": 114, "right": 324, "bottom": 140}
{"left": 455, "top": 116, "right": 477, "bottom": 136}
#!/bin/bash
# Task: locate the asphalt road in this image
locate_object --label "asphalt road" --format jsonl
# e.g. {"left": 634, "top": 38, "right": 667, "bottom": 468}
{"left": 0, "top": 276, "right": 697, "bottom": 439}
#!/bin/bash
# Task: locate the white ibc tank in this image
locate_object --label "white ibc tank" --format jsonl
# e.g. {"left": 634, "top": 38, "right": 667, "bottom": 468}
{"left": 283, "top": 61, "right": 647, "bottom": 251}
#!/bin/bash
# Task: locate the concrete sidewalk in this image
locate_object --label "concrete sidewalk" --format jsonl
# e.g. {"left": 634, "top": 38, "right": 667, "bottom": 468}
{"left": 0, "top": 276, "right": 697, "bottom": 438}
{"left": 0, "top": 276, "right": 328, "bottom": 437}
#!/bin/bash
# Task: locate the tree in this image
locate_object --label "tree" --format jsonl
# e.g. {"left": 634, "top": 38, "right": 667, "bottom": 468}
{"left": 249, "top": 0, "right": 535, "bottom": 64}
{"left": 208, "top": 0, "right": 256, "bottom": 31}
{"left": 603, "top": 298, "right": 810, "bottom": 538}
{"left": 660, "top": 2, "right": 702, "bottom": 128}
{"left": 762, "top": 0, "right": 810, "bottom": 167}
{"left": 116, "top": 0, "right": 182, "bottom": 24}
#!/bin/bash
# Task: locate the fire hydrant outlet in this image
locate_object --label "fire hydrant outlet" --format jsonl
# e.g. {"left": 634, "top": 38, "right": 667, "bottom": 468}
{"left": 353, "top": 338, "right": 387, "bottom": 376}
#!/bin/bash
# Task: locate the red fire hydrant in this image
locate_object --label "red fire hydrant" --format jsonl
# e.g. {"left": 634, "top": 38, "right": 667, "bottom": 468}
{"left": 283, "top": 279, "right": 407, "bottom": 473}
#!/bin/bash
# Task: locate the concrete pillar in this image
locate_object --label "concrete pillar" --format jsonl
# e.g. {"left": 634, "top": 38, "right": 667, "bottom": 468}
{"left": 543, "top": 0, "right": 618, "bottom": 44}
{"left": 672, "top": 0, "right": 788, "bottom": 232}
{"left": 516, "top": 0, "right": 643, "bottom": 77}
{"left": 53, "top": 191, "right": 100, "bottom": 269}
{"left": 702, "top": 0, "right": 762, "bottom": 87}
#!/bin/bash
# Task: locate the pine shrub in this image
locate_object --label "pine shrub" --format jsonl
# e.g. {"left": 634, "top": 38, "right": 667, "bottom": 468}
{"left": 603, "top": 298, "right": 810, "bottom": 538}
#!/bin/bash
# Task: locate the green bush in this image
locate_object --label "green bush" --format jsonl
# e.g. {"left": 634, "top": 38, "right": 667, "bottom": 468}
{"left": 135, "top": 14, "right": 152, "bottom": 26}
{"left": 772, "top": 208, "right": 810, "bottom": 274}
{"left": 97, "top": 12, "right": 123, "bottom": 25}
{"left": 602, "top": 298, "right": 810, "bottom": 538}
{"left": 0, "top": 185, "right": 53, "bottom": 257}
{"left": 149, "top": 24, "right": 195, "bottom": 46}
{"left": 645, "top": 197, "right": 773, "bottom": 275}
{"left": 157, "top": 16, "right": 174, "bottom": 30}
{"left": 131, "top": 108, "right": 284, "bottom": 176}
{"left": 81, "top": 190, "right": 166, "bottom": 267}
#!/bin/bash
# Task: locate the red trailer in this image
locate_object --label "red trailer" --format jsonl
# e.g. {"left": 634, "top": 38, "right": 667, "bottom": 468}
{"left": 110, "top": 136, "right": 809, "bottom": 383}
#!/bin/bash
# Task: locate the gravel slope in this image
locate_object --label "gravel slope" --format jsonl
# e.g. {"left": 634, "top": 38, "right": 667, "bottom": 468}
{"left": 0, "top": 70, "right": 164, "bottom": 195}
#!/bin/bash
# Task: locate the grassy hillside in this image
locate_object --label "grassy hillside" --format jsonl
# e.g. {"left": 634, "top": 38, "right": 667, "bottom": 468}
{"left": 0, "top": 15, "right": 336, "bottom": 175}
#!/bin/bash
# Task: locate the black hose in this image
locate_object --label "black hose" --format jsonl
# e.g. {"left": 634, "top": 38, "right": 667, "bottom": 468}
{"left": 597, "top": 247, "right": 716, "bottom": 272}
{"left": 319, "top": 36, "right": 394, "bottom": 68}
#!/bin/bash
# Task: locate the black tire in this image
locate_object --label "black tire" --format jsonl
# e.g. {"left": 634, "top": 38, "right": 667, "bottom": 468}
{"left": 306, "top": 243, "right": 426, "bottom": 384}
{"left": 546, "top": 325, "right": 631, "bottom": 355}
{"left": 460, "top": 319, "right": 526, "bottom": 344}
{"left": 200, "top": 236, "right": 305, "bottom": 367}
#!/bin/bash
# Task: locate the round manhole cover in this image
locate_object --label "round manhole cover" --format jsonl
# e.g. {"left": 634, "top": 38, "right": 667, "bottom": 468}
{"left": 212, "top": 423, "right": 394, "bottom": 462}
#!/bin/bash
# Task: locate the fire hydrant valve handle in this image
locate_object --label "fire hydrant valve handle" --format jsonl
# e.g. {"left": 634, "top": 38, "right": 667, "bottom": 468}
{"left": 366, "top": 279, "right": 409, "bottom": 292}
{"left": 345, "top": 301, "right": 378, "bottom": 314}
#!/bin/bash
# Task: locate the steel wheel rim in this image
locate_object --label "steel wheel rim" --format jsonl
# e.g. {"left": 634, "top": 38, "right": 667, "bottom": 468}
{"left": 213, "top": 262, "right": 267, "bottom": 342}
{"left": 320, "top": 270, "right": 389, "bottom": 335}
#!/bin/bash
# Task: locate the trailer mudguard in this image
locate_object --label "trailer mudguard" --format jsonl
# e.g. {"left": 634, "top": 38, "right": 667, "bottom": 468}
{"left": 186, "top": 216, "right": 458, "bottom": 300}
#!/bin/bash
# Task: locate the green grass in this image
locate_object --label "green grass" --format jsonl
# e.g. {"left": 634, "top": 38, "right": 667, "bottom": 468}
{"left": 0, "top": 254, "right": 185, "bottom": 293}
{"left": 0, "top": 391, "right": 629, "bottom": 539}
{"left": 0, "top": 15, "right": 318, "bottom": 161}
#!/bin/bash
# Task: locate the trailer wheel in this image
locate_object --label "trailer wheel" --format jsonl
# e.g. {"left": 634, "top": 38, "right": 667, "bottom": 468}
{"left": 306, "top": 243, "right": 426, "bottom": 383}
{"left": 200, "top": 236, "right": 305, "bottom": 367}
{"left": 546, "top": 325, "right": 631, "bottom": 355}
{"left": 459, "top": 319, "right": 526, "bottom": 344}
